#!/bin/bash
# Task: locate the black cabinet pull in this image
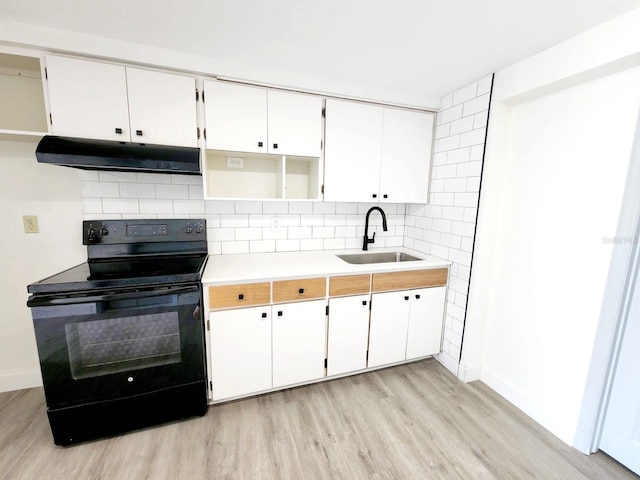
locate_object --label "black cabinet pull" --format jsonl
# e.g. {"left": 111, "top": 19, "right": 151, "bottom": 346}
{"left": 238, "top": 294, "right": 244, "bottom": 300}
{"left": 404, "top": 295, "right": 410, "bottom": 301}
{"left": 258, "top": 141, "right": 263, "bottom": 147}
{"left": 298, "top": 288, "right": 304, "bottom": 294}
{"left": 115, "top": 127, "right": 123, "bottom": 134}
{"left": 415, "top": 294, "right": 421, "bottom": 299}
{"left": 261, "top": 312, "right": 267, "bottom": 318}
{"left": 136, "top": 130, "right": 143, "bottom": 136}
{"left": 273, "top": 143, "right": 278, "bottom": 149}
{"left": 383, "top": 194, "right": 388, "bottom": 199}
{"left": 372, "top": 193, "right": 377, "bottom": 198}
{"left": 277, "top": 311, "right": 283, "bottom": 317}
{"left": 362, "top": 300, "right": 367, "bottom": 306}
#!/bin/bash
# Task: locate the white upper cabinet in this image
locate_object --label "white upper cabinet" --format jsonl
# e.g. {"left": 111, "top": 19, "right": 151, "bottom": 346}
{"left": 45, "top": 55, "right": 197, "bottom": 147}
{"left": 324, "top": 98, "right": 434, "bottom": 203}
{"left": 323, "top": 99, "right": 383, "bottom": 202}
{"left": 379, "top": 108, "right": 434, "bottom": 204}
{"left": 204, "top": 81, "right": 322, "bottom": 157}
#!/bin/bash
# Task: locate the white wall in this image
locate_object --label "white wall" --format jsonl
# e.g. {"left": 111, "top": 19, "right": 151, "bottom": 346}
{"left": 461, "top": 7, "right": 640, "bottom": 446}
{"left": 0, "top": 139, "right": 85, "bottom": 391}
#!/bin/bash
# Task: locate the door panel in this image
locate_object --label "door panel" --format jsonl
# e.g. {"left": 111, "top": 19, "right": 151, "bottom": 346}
{"left": 368, "top": 291, "right": 410, "bottom": 368}
{"left": 406, "top": 286, "right": 446, "bottom": 359}
{"left": 267, "top": 91, "right": 322, "bottom": 157}
{"left": 327, "top": 294, "right": 370, "bottom": 376}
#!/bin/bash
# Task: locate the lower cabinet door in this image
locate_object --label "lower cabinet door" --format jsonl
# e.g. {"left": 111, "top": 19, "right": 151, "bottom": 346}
{"left": 405, "top": 286, "right": 447, "bottom": 360}
{"left": 210, "top": 306, "right": 272, "bottom": 401}
{"left": 368, "top": 291, "right": 411, "bottom": 368}
{"left": 272, "top": 299, "right": 326, "bottom": 388}
{"left": 327, "top": 294, "right": 370, "bottom": 376}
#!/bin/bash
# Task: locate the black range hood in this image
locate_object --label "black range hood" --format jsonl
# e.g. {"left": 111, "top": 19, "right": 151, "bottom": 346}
{"left": 35, "top": 136, "right": 201, "bottom": 175}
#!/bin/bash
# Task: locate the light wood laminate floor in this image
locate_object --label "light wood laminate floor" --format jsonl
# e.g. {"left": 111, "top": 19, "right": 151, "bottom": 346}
{"left": 0, "top": 359, "right": 636, "bottom": 480}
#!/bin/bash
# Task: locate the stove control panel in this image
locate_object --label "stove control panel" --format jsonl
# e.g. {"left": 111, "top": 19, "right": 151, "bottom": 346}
{"left": 83, "top": 219, "right": 206, "bottom": 244}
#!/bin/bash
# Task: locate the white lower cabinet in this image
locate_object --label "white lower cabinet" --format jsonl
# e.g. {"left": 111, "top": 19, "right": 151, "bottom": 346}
{"left": 368, "top": 286, "right": 446, "bottom": 368}
{"left": 368, "top": 291, "right": 412, "bottom": 368}
{"left": 405, "top": 286, "right": 447, "bottom": 360}
{"left": 210, "top": 306, "right": 272, "bottom": 401}
{"left": 272, "top": 299, "right": 327, "bottom": 388}
{"left": 327, "top": 294, "right": 371, "bottom": 376}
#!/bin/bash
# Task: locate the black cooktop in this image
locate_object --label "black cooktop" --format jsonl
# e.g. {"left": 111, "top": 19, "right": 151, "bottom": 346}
{"left": 28, "top": 219, "right": 208, "bottom": 296}
{"left": 27, "top": 254, "right": 208, "bottom": 295}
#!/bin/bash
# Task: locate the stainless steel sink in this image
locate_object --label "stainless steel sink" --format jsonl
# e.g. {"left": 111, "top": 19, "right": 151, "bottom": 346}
{"left": 336, "top": 251, "right": 423, "bottom": 264}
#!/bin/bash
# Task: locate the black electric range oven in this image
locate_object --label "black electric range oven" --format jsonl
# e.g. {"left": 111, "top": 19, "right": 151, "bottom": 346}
{"left": 27, "top": 219, "right": 209, "bottom": 446}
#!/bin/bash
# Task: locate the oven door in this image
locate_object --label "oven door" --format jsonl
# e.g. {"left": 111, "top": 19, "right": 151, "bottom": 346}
{"left": 28, "top": 283, "right": 205, "bottom": 408}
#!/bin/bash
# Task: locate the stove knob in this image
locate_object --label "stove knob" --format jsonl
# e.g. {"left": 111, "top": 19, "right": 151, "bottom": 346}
{"left": 100, "top": 227, "right": 109, "bottom": 236}
{"left": 196, "top": 225, "right": 203, "bottom": 234}
{"left": 88, "top": 227, "right": 98, "bottom": 241}
{"left": 185, "top": 225, "right": 193, "bottom": 234}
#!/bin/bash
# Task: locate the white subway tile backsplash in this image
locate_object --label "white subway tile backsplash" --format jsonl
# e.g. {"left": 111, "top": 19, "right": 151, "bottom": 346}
{"left": 461, "top": 236, "right": 474, "bottom": 253}
{"left": 459, "top": 128, "right": 486, "bottom": 148}
{"left": 444, "top": 178, "right": 468, "bottom": 193}
{"left": 451, "top": 220, "right": 476, "bottom": 238}
{"left": 301, "top": 215, "right": 324, "bottom": 227}
{"left": 442, "top": 206, "right": 465, "bottom": 221}
{"left": 452, "top": 82, "right": 478, "bottom": 106}
{"left": 136, "top": 172, "right": 172, "bottom": 184}
{"left": 300, "top": 239, "right": 324, "bottom": 251}
{"left": 446, "top": 147, "right": 471, "bottom": 165}
{"left": 324, "top": 238, "right": 346, "bottom": 250}
{"left": 336, "top": 202, "right": 358, "bottom": 214}
{"left": 289, "top": 202, "right": 313, "bottom": 214}
{"left": 438, "top": 104, "right": 463, "bottom": 125}
{"left": 250, "top": 240, "right": 276, "bottom": 253}
{"left": 463, "top": 93, "right": 491, "bottom": 117}
{"left": 456, "top": 161, "right": 483, "bottom": 178}
{"left": 156, "top": 184, "right": 189, "bottom": 199}
{"left": 312, "top": 226, "right": 335, "bottom": 239}
{"left": 206, "top": 200, "right": 234, "bottom": 214}
{"left": 235, "top": 201, "right": 263, "bottom": 214}
{"left": 432, "top": 193, "right": 455, "bottom": 207}
{"left": 236, "top": 227, "right": 262, "bottom": 241}
{"left": 430, "top": 179, "right": 445, "bottom": 193}
{"left": 82, "top": 198, "right": 102, "bottom": 214}
{"left": 210, "top": 228, "right": 235, "bottom": 242}
{"left": 449, "top": 116, "right": 474, "bottom": 135}
{"left": 431, "top": 218, "right": 452, "bottom": 234}
{"left": 477, "top": 74, "right": 493, "bottom": 96}
{"left": 313, "top": 202, "right": 336, "bottom": 214}
{"left": 474, "top": 111, "right": 488, "bottom": 129}
{"left": 263, "top": 202, "right": 289, "bottom": 214}
{"left": 430, "top": 244, "right": 450, "bottom": 260}
{"left": 276, "top": 239, "right": 300, "bottom": 252}
{"left": 464, "top": 208, "right": 478, "bottom": 223}
{"left": 432, "top": 152, "right": 448, "bottom": 166}
{"left": 188, "top": 185, "right": 204, "bottom": 200}
{"left": 79, "top": 170, "right": 99, "bottom": 181}
{"left": 102, "top": 198, "right": 139, "bottom": 214}
{"left": 119, "top": 183, "right": 156, "bottom": 199}
{"left": 139, "top": 199, "right": 173, "bottom": 214}
{"left": 221, "top": 215, "right": 249, "bottom": 228}
{"left": 436, "top": 134, "right": 461, "bottom": 152}
{"left": 466, "top": 177, "right": 481, "bottom": 192}
{"left": 432, "top": 164, "right": 457, "bottom": 180}
{"left": 249, "top": 215, "right": 271, "bottom": 228}
{"left": 99, "top": 171, "right": 137, "bottom": 183}
{"left": 440, "top": 93, "right": 453, "bottom": 110}
{"left": 324, "top": 215, "right": 347, "bottom": 226}
{"left": 434, "top": 123, "right": 451, "bottom": 139}
{"left": 288, "top": 226, "right": 313, "bottom": 239}
{"left": 170, "top": 174, "right": 203, "bottom": 185}
{"left": 174, "top": 200, "right": 205, "bottom": 214}
{"left": 81, "top": 181, "right": 119, "bottom": 198}
{"left": 453, "top": 192, "right": 479, "bottom": 208}
{"left": 335, "top": 226, "right": 357, "bottom": 238}
{"left": 221, "top": 241, "right": 249, "bottom": 254}
{"left": 263, "top": 228, "right": 288, "bottom": 240}
{"left": 470, "top": 144, "right": 485, "bottom": 161}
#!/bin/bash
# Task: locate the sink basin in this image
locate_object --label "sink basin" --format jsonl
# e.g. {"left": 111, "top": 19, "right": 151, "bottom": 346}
{"left": 337, "top": 251, "right": 423, "bottom": 265}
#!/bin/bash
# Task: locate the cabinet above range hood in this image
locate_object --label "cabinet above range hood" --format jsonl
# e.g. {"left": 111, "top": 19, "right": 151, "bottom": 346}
{"left": 35, "top": 136, "right": 201, "bottom": 175}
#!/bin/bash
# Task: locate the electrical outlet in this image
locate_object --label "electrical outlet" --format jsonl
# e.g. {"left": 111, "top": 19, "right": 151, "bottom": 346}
{"left": 271, "top": 217, "right": 281, "bottom": 232}
{"left": 23, "top": 215, "right": 39, "bottom": 234}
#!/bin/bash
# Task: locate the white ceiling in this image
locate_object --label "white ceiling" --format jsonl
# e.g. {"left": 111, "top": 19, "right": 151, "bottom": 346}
{"left": 1, "top": 0, "right": 639, "bottom": 106}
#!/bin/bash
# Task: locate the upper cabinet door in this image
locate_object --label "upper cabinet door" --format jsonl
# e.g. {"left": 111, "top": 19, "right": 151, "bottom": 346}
{"left": 204, "top": 81, "right": 267, "bottom": 153}
{"left": 126, "top": 68, "right": 197, "bottom": 148}
{"left": 267, "top": 91, "right": 322, "bottom": 157}
{"left": 379, "top": 109, "right": 434, "bottom": 204}
{"left": 323, "top": 99, "right": 383, "bottom": 202}
{"left": 46, "top": 55, "right": 130, "bottom": 141}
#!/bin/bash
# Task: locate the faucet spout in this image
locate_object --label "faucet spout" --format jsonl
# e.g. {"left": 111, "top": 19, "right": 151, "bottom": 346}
{"left": 363, "top": 206, "right": 388, "bottom": 251}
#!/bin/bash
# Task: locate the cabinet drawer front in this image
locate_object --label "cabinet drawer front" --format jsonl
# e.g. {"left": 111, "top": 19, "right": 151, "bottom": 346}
{"left": 329, "top": 274, "right": 371, "bottom": 297}
{"left": 273, "top": 277, "right": 326, "bottom": 302}
{"left": 209, "top": 283, "right": 271, "bottom": 309}
{"left": 372, "top": 268, "right": 448, "bottom": 292}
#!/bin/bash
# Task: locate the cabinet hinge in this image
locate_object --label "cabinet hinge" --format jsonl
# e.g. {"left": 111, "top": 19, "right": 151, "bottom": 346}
{"left": 196, "top": 89, "right": 199, "bottom": 102}
{"left": 321, "top": 184, "right": 324, "bottom": 195}
{"left": 209, "top": 381, "right": 213, "bottom": 391}
{"left": 369, "top": 299, "right": 372, "bottom": 310}
{"left": 44, "top": 67, "right": 48, "bottom": 80}
{"left": 197, "top": 127, "right": 201, "bottom": 139}
{"left": 366, "top": 351, "right": 369, "bottom": 361}
{"left": 322, "top": 107, "right": 326, "bottom": 118}
{"left": 49, "top": 113, "right": 53, "bottom": 125}
{"left": 206, "top": 319, "right": 210, "bottom": 331}
{"left": 202, "top": 90, "right": 205, "bottom": 103}
{"left": 325, "top": 305, "right": 329, "bottom": 316}
{"left": 204, "top": 128, "right": 207, "bottom": 141}
{"left": 324, "top": 358, "right": 328, "bottom": 369}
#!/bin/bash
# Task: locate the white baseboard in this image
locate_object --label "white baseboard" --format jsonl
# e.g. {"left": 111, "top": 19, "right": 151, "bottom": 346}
{"left": 458, "top": 362, "right": 483, "bottom": 382}
{"left": 0, "top": 370, "right": 42, "bottom": 393}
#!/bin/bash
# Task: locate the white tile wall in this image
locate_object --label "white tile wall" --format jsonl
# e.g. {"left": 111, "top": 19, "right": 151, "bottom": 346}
{"left": 79, "top": 76, "right": 492, "bottom": 377}
{"left": 404, "top": 74, "right": 493, "bottom": 375}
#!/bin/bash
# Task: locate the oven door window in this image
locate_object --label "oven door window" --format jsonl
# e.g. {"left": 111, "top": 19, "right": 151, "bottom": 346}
{"left": 65, "top": 312, "right": 182, "bottom": 379}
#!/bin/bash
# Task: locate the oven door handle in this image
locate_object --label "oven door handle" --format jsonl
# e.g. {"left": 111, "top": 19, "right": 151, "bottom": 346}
{"left": 28, "top": 284, "right": 200, "bottom": 307}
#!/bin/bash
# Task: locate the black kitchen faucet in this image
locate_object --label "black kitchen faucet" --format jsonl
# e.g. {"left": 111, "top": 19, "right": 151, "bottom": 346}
{"left": 363, "top": 206, "right": 388, "bottom": 250}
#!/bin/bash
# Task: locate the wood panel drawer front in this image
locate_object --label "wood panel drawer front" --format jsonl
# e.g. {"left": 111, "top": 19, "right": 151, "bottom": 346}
{"left": 209, "top": 282, "right": 271, "bottom": 309}
{"left": 273, "top": 277, "right": 326, "bottom": 303}
{"left": 329, "top": 274, "right": 371, "bottom": 297}
{"left": 372, "top": 268, "right": 448, "bottom": 292}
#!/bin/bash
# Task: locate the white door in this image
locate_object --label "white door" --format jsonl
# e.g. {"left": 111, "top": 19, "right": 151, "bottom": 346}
{"left": 267, "top": 90, "right": 322, "bottom": 157}
{"left": 210, "top": 307, "right": 272, "bottom": 401}
{"left": 46, "top": 55, "right": 130, "bottom": 141}
{"left": 327, "top": 294, "right": 370, "bottom": 376}
{"left": 126, "top": 68, "right": 198, "bottom": 147}
{"left": 405, "top": 286, "right": 446, "bottom": 359}
{"left": 379, "top": 108, "right": 434, "bottom": 204}
{"left": 599, "top": 262, "right": 640, "bottom": 475}
{"left": 272, "top": 300, "right": 326, "bottom": 387}
{"left": 368, "top": 291, "right": 411, "bottom": 368}
{"left": 323, "top": 99, "right": 383, "bottom": 202}
{"left": 204, "top": 81, "right": 267, "bottom": 153}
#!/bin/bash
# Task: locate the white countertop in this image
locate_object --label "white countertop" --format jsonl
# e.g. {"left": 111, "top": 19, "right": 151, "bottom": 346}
{"left": 202, "top": 247, "right": 450, "bottom": 285}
